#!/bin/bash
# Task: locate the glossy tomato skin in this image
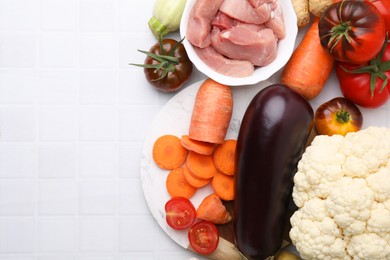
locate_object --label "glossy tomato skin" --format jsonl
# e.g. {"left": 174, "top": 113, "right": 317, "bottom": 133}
{"left": 164, "top": 197, "right": 196, "bottom": 230}
{"left": 144, "top": 39, "right": 193, "bottom": 93}
{"left": 319, "top": 0, "right": 386, "bottom": 64}
{"left": 367, "top": 0, "right": 390, "bottom": 32}
{"left": 335, "top": 43, "right": 390, "bottom": 108}
{"left": 188, "top": 221, "right": 219, "bottom": 255}
{"left": 315, "top": 97, "right": 363, "bottom": 136}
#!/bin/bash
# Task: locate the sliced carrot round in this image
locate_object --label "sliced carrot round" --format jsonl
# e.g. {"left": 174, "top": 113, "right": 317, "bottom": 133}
{"left": 152, "top": 134, "right": 188, "bottom": 170}
{"left": 186, "top": 151, "right": 218, "bottom": 179}
{"left": 182, "top": 164, "right": 211, "bottom": 189}
{"left": 166, "top": 167, "right": 197, "bottom": 199}
{"left": 213, "top": 139, "right": 237, "bottom": 176}
{"left": 212, "top": 171, "right": 235, "bottom": 201}
{"left": 181, "top": 135, "right": 216, "bottom": 155}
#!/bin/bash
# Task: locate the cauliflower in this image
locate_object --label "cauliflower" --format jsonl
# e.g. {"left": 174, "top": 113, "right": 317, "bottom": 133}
{"left": 290, "top": 126, "right": 390, "bottom": 260}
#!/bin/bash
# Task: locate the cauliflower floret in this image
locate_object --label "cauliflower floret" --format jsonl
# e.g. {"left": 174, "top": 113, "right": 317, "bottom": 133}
{"left": 347, "top": 233, "right": 390, "bottom": 260}
{"left": 366, "top": 167, "right": 390, "bottom": 202}
{"left": 290, "top": 198, "right": 349, "bottom": 260}
{"left": 290, "top": 127, "right": 390, "bottom": 260}
{"left": 293, "top": 135, "right": 345, "bottom": 207}
{"left": 325, "top": 177, "right": 374, "bottom": 236}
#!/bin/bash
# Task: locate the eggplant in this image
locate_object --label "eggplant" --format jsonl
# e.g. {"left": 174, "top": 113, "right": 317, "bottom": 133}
{"left": 234, "top": 84, "right": 314, "bottom": 260}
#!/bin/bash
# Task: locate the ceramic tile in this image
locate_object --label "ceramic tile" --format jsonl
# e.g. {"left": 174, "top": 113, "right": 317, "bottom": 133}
{"left": 79, "top": 106, "right": 117, "bottom": 141}
{"left": 118, "top": 142, "right": 142, "bottom": 179}
{"left": 80, "top": 0, "right": 116, "bottom": 32}
{"left": 0, "top": 0, "right": 38, "bottom": 30}
{"left": 118, "top": 216, "right": 155, "bottom": 252}
{"left": 0, "top": 181, "right": 35, "bottom": 215}
{"left": 0, "top": 218, "right": 35, "bottom": 253}
{"left": 38, "top": 69, "right": 78, "bottom": 104}
{"left": 39, "top": 33, "right": 78, "bottom": 68}
{"left": 78, "top": 217, "right": 116, "bottom": 252}
{"left": 39, "top": 106, "right": 78, "bottom": 141}
{"left": 0, "top": 69, "right": 36, "bottom": 104}
{"left": 79, "top": 70, "right": 117, "bottom": 105}
{"left": 78, "top": 181, "right": 116, "bottom": 215}
{"left": 79, "top": 33, "right": 116, "bottom": 68}
{"left": 38, "top": 143, "right": 77, "bottom": 179}
{"left": 36, "top": 218, "right": 76, "bottom": 252}
{"left": 40, "top": 0, "right": 77, "bottom": 31}
{"left": 0, "top": 32, "right": 37, "bottom": 67}
{"left": 38, "top": 181, "right": 77, "bottom": 215}
{"left": 0, "top": 106, "right": 36, "bottom": 141}
{"left": 0, "top": 143, "right": 36, "bottom": 178}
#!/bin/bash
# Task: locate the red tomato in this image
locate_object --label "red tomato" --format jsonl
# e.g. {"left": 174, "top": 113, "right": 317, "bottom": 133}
{"left": 165, "top": 197, "right": 196, "bottom": 230}
{"left": 318, "top": 0, "right": 386, "bottom": 64}
{"left": 335, "top": 41, "right": 390, "bottom": 108}
{"left": 367, "top": 0, "right": 390, "bottom": 32}
{"left": 188, "top": 221, "right": 219, "bottom": 255}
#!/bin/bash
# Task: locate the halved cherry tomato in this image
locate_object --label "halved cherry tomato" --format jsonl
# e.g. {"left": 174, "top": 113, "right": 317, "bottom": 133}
{"left": 318, "top": 0, "right": 386, "bottom": 64}
{"left": 188, "top": 221, "right": 219, "bottom": 255}
{"left": 315, "top": 97, "right": 363, "bottom": 136}
{"left": 165, "top": 197, "right": 196, "bottom": 230}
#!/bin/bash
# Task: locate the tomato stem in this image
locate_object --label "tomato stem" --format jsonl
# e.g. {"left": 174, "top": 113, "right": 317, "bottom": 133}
{"left": 336, "top": 110, "right": 350, "bottom": 124}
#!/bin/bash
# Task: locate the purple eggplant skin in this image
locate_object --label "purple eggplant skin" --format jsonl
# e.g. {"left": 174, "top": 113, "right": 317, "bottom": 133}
{"left": 234, "top": 84, "right": 314, "bottom": 260}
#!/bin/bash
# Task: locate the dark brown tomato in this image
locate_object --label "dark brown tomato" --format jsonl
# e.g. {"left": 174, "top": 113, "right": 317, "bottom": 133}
{"left": 318, "top": 0, "right": 386, "bottom": 64}
{"left": 144, "top": 38, "right": 193, "bottom": 93}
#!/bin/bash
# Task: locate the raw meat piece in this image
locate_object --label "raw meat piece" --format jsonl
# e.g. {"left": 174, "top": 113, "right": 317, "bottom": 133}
{"left": 219, "top": 0, "right": 271, "bottom": 24}
{"left": 186, "top": 0, "right": 224, "bottom": 48}
{"left": 194, "top": 46, "right": 254, "bottom": 77}
{"left": 211, "top": 26, "right": 278, "bottom": 66}
{"left": 211, "top": 11, "right": 236, "bottom": 30}
{"left": 265, "top": 2, "right": 285, "bottom": 39}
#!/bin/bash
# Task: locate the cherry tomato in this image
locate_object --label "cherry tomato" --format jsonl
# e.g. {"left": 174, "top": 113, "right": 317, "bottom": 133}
{"left": 335, "top": 40, "right": 390, "bottom": 108}
{"left": 366, "top": 0, "right": 390, "bottom": 33}
{"left": 132, "top": 38, "right": 193, "bottom": 93}
{"left": 318, "top": 0, "right": 386, "bottom": 64}
{"left": 165, "top": 197, "right": 196, "bottom": 230}
{"left": 315, "top": 97, "right": 363, "bottom": 136}
{"left": 188, "top": 221, "right": 219, "bottom": 255}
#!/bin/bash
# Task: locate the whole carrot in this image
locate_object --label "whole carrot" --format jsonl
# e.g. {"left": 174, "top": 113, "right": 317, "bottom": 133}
{"left": 189, "top": 78, "right": 233, "bottom": 144}
{"left": 281, "top": 18, "right": 334, "bottom": 100}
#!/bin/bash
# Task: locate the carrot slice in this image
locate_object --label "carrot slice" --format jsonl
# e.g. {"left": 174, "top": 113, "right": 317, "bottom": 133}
{"left": 152, "top": 134, "right": 188, "bottom": 170}
{"left": 212, "top": 171, "right": 235, "bottom": 201}
{"left": 189, "top": 79, "right": 233, "bottom": 144}
{"left": 196, "top": 193, "right": 232, "bottom": 224}
{"left": 186, "top": 151, "right": 218, "bottom": 179}
{"left": 213, "top": 139, "right": 237, "bottom": 176}
{"left": 181, "top": 135, "right": 216, "bottom": 155}
{"left": 166, "top": 167, "right": 197, "bottom": 199}
{"left": 182, "top": 164, "right": 211, "bottom": 189}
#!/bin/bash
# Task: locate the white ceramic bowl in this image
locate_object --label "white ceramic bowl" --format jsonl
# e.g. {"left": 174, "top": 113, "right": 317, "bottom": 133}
{"left": 180, "top": 0, "right": 298, "bottom": 86}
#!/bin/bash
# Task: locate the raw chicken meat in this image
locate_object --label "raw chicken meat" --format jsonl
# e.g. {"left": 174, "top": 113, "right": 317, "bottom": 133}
{"left": 265, "top": 2, "right": 285, "bottom": 39}
{"left": 194, "top": 46, "right": 254, "bottom": 77}
{"left": 186, "top": 0, "right": 224, "bottom": 48}
{"left": 211, "top": 26, "right": 277, "bottom": 67}
{"left": 219, "top": 0, "right": 271, "bottom": 24}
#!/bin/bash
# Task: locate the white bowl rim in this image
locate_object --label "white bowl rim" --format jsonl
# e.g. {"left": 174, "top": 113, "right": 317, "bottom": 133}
{"left": 180, "top": 0, "right": 298, "bottom": 86}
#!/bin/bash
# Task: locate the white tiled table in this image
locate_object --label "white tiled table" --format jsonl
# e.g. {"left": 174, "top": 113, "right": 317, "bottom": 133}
{"left": 1, "top": 1, "right": 390, "bottom": 260}
{"left": 0, "top": 0, "right": 206, "bottom": 259}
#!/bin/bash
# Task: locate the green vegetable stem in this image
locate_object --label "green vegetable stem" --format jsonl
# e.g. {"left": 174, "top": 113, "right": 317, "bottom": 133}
{"left": 148, "top": 0, "right": 187, "bottom": 39}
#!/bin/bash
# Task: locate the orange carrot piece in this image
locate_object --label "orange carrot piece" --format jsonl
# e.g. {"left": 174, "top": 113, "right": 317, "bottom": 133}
{"left": 182, "top": 164, "right": 211, "bottom": 189}
{"left": 166, "top": 167, "right": 197, "bottom": 199}
{"left": 189, "top": 78, "right": 233, "bottom": 144}
{"left": 152, "top": 134, "right": 188, "bottom": 170}
{"left": 212, "top": 171, "right": 235, "bottom": 201}
{"left": 196, "top": 193, "right": 232, "bottom": 224}
{"left": 213, "top": 139, "right": 237, "bottom": 176}
{"left": 281, "top": 18, "right": 334, "bottom": 100}
{"left": 186, "top": 151, "right": 218, "bottom": 179}
{"left": 180, "top": 135, "right": 216, "bottom": 155}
